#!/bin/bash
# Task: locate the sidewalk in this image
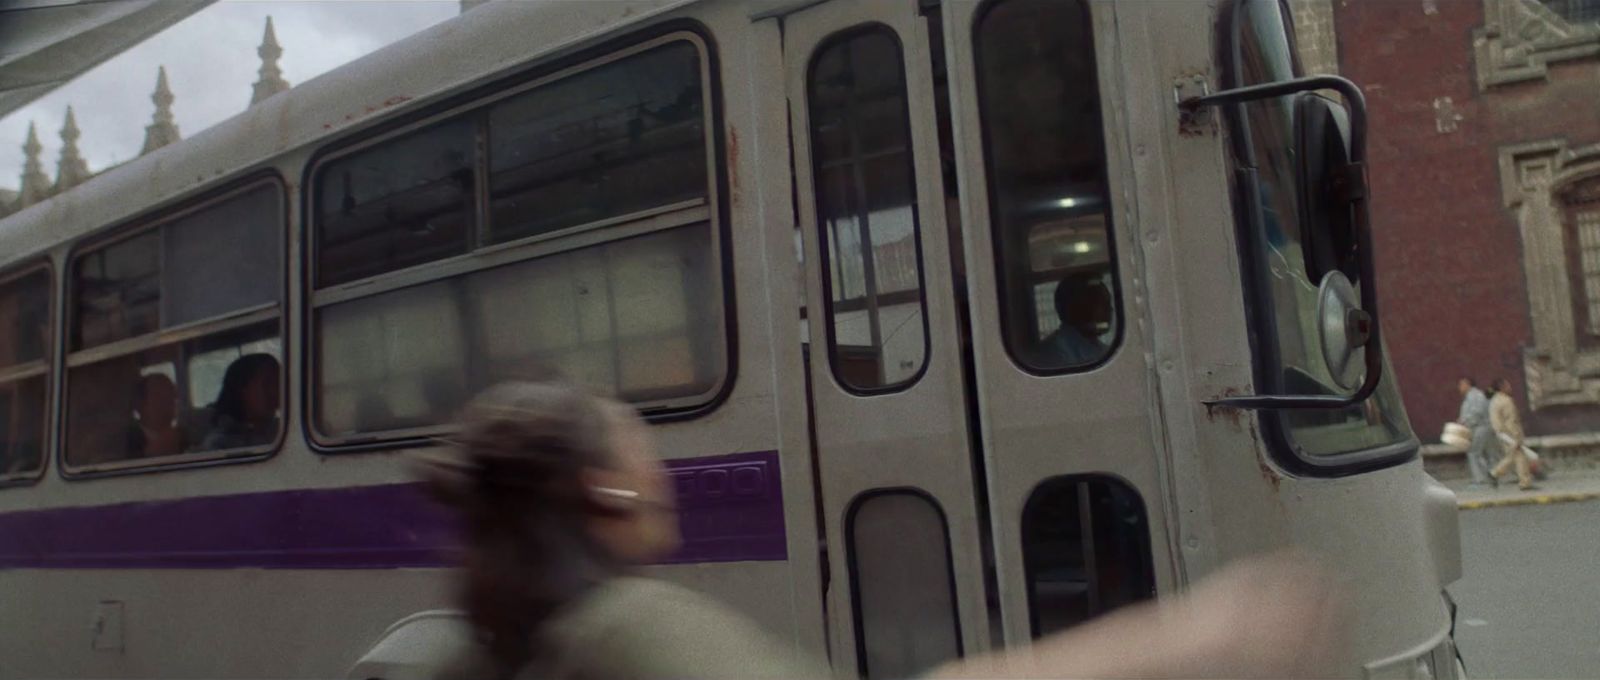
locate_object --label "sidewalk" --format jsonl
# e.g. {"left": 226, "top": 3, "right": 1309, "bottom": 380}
{"left": 1441, "top": 470, "right": 1600, "bottom": 510}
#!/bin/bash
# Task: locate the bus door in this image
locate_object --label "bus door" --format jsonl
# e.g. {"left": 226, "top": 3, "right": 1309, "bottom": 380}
{"left": 783, "top": 1, "right": 994, "bottom": 677}
{"left": 936, "top": 0, "right": 1177, "bottom": 645}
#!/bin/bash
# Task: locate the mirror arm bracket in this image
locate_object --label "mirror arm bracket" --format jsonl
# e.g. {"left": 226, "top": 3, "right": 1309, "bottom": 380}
{"left": 1183, "top": 76, "right": 1386, "bottom": 412}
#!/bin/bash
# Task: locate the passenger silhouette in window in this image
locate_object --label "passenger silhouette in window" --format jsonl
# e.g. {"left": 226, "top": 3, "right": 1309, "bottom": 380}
{"left": 127, "top": 373, "right": 185, "bottom": 458}
{"left": 1042, "top": 273, "right": 1112, "bottom": 367}
{"left": 201, "top": 353, "right": 280, "bottom": 450}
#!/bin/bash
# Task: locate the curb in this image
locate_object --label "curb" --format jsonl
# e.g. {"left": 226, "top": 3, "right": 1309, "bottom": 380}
{"left": 1458, "top": 491, "right": 1600, "bottom": 510}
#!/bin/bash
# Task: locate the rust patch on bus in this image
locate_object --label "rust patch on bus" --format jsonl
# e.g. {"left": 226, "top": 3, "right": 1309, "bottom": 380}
{"left": 1204, "top": 387, "right": 1246, "bottom": 429}
{"left": 1250, "top": 428, "right": 1281, "bottom": 491}
{"left": 323, "top": 95, "right": 414, "bottom": 131}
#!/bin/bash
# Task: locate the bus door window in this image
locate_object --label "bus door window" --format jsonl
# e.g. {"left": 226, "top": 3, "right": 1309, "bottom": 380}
{"left": 310, "top": 36, "right": 725, "bottom": 442}
{"left": 847, "top": 491, "right": 962, "bottom": 679}
{"left": 807, "top": 26, "right": 930, "bottom": 393}
{"left": 0, "top": 267, "right": 51, "bottom": 481}
{"left": 975, "top": 0, "right": 1119, "bottom": 374}
{"left": 1021, "top": 476, "right": 1154, "bottom": 637}
{"left": 65, "top": 181, "right": 284, "bottom": 470}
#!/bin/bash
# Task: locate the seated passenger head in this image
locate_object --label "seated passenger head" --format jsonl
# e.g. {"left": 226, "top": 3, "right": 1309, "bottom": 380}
{"left": 1054, "top": 273, "right": 1112, "bottom": 335}
{"left": 133, "top": 373, "right": 177, "bottom": 427}
{"left": 1458, "top": 377, "right": 1476, "bottom": 395}
{"left": 215, "top": 353, "right": 280, "bottom": 425}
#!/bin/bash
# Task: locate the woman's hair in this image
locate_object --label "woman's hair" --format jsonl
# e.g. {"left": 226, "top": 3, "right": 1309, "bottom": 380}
{"left": 422, "top": 381, "right": 624, "bottom": 679}
{"left": 212, "top": 353, "right": 278, "bottom": 424}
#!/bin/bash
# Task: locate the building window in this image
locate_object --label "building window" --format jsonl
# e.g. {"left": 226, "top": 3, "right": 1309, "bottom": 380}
{"left": 1565, "top": 177, "right": 1600, "bottom": 345}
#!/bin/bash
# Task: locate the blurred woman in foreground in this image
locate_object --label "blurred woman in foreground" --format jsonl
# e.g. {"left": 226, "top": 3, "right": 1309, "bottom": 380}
{"left": 426, "top": 381, "right": 1346, "bottom": 680}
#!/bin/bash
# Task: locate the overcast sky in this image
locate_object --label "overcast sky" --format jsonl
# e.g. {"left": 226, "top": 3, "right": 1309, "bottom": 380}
{"left": 0, "top": 1, "right": 459, "bottom": 186}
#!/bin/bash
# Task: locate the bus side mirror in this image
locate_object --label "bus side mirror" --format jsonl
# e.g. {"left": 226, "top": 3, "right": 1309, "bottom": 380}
{"left": 1180, "top": 76, "right": 1384, "bottom": 410}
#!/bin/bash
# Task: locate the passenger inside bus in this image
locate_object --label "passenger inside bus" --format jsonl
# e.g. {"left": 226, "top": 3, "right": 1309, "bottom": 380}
{"left": 1039, "top": 273, "right": 1111, "bottom": 367}
{"left": 126, "top": 373, "right": 185, "bottom": 458}
{"left": 200, "top": 353, "right": 280, "bottom": 450}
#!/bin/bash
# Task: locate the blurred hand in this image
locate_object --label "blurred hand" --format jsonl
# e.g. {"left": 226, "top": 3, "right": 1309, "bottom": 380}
{"left": 929, "top": 552, "right": 1351, "bottom": 679}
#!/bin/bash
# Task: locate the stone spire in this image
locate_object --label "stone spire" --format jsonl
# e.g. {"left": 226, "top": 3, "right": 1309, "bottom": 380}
{"left": 18, "top": 122, "right": 52, "bottom": 207}
{"left": 53, "top": 107, "right": 91, "bottom": 193}
{"left": 141, "top": 66, "right": 181, "bottom": 156}
{"left": 250, "top": 16, "right": 290, "bottom": 106}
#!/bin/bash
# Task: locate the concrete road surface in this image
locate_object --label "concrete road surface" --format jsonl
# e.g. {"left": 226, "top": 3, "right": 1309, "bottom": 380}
{"left": 1452, "top": 500, "right": 1600, "bottom": 678}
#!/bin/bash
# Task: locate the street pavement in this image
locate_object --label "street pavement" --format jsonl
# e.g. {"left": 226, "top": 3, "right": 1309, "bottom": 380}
{"left": 1451, "top": 498, "right": 1600, "bottom": 678}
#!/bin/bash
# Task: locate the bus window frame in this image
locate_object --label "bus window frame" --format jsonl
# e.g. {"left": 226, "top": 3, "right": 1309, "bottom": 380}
{"left": 1217, "top": 0, "right": 1418, "bottom": 477}
{"left": 58, "top": 173, "right": 290, "bottom": 479}
{"left": 804, "top": 22, "right": 936, "bottom": 397}
{"left": 0, "top": 259, "right": 55, "bottom": 488}
{"left": 970, "top": 0, "right": 1126, "bottom": 378}
{"left": 301, "top": 24, "right": 736, "bottom": 453}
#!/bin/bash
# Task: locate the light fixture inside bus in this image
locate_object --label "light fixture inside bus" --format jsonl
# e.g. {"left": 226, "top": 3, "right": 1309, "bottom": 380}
{"left": 1056, "top": 197, "right": 1079, "bottom": 208}
{"left": 1073, "top": 241, "right": 1092, "bottom": 254}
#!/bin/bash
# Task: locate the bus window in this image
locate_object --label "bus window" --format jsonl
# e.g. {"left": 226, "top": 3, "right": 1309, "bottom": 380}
{"left": 0, "top": 268, "right": 50, "bottom": 481}
{"left": 488, "top": 41, "right": 707, "bottom": 244}
{"left": 315, "top": 117, "right": 476, "bottom": 288}
{"left": 65, "top": 182, "right": 284, "bottom": 470}
{"left": 975, "top": 0, "right": 1119, "bottom": 373}
{"left": 310, "top": 36, "right": 724, "bottom": 442}
{"left": 1226, "top": 0, "right": 1412, "bottom": 460}
{"left": 1021, "top": 476, "right": 1154, "bottom": 637}
{"left": 848, "top": 491, "right": 961, "bottom": 679}
{"left": 807, "top": 26, "right": 930, "bottom": 393}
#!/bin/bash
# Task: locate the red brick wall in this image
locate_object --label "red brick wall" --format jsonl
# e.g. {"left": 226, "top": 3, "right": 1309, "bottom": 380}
{"left": 1331, "top": 1, "right": 1600, "bottom": 438}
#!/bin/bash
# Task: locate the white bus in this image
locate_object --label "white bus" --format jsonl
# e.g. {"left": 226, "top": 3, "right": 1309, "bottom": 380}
{"left": 0, "top": 0, "right": 1465, "bottom": 678}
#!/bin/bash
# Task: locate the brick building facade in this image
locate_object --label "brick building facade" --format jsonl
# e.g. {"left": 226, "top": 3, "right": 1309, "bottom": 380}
{"left": 1292, "top": 0, "right": 1600, "bottom": 441}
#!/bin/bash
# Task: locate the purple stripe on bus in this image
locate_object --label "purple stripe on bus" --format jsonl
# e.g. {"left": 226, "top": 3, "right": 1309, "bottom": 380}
{"left": 0, "top": 450, "right": 786, "bottom": 569}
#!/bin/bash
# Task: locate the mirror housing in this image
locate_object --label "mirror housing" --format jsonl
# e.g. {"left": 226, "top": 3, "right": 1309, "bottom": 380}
{"left": 1180, "top": 75, "right": 1383, "bottom": 410}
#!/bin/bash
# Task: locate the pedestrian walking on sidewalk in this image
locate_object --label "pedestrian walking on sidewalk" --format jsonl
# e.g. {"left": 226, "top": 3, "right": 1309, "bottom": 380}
{"left": 1457, "top": 377, "right": 1498, "bottom": 488}
{"left": 1489, "top": 377, "right": 1536, "bottom": 491}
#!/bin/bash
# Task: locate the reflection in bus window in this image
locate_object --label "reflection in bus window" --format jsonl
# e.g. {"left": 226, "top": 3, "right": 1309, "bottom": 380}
{"left": 807, "top": 27, "right": 929, "bottom": 392}
{"left": 488, "top": 42, "right": 707, "bottom": 244}
{"left": 976, "top": 0, "right": 1118, "bottom": 373}
{"left": 310, "top": 37, "right": 723, "bottom": 441}
{"left": 66, "top": 182, "right": 284, "bottom": 469}
{"left": 0, "top": 268, "right": 51, "bottom": 480}
{"left": 316, "top": 226, "right": 721, "bottom": 436}
{"left": 316, "top": 117, "right": 476, "bottom": 288}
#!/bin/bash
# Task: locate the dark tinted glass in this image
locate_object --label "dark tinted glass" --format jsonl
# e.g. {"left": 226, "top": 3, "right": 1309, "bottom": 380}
{"left": 487, "top": 42, "right": 707, "bottom": 244}
{"left": 0, "top": 375, "right": 47, "bottom": 477}
{"left": 1022, "top": 476, "right": 1154, "bottom": 637}
{"left": 0, "top": 270, "right": 50, "bottom": 367}
{"left": 74, "top": 185, "right": 283, "bottom": 350}
{"left": 316, "top": 117, "right": 477, "bottom": 287}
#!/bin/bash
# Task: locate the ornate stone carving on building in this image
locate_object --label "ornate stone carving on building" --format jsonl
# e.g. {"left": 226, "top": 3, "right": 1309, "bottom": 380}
{"left": 53, "top": 107, "right": 91, "bottom": 193}
{"left": 17, "top": 122, "right": 52, "bottom": 209}
{"left": 1474, "top": 0, "right": 1600, "bottom": 88}
{"left": 250, "top": 17, "right": 291, "bottom": 106}
{"left": 140, "top": 66, "right": 181, "bottom": 156}
{"left": 1499, "top": 139, "right": 1600, "bottom": 408}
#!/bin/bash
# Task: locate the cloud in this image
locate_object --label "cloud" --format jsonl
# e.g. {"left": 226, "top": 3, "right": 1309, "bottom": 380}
{"left": 0, "top": 0, "right": 457, "bottom": 186}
